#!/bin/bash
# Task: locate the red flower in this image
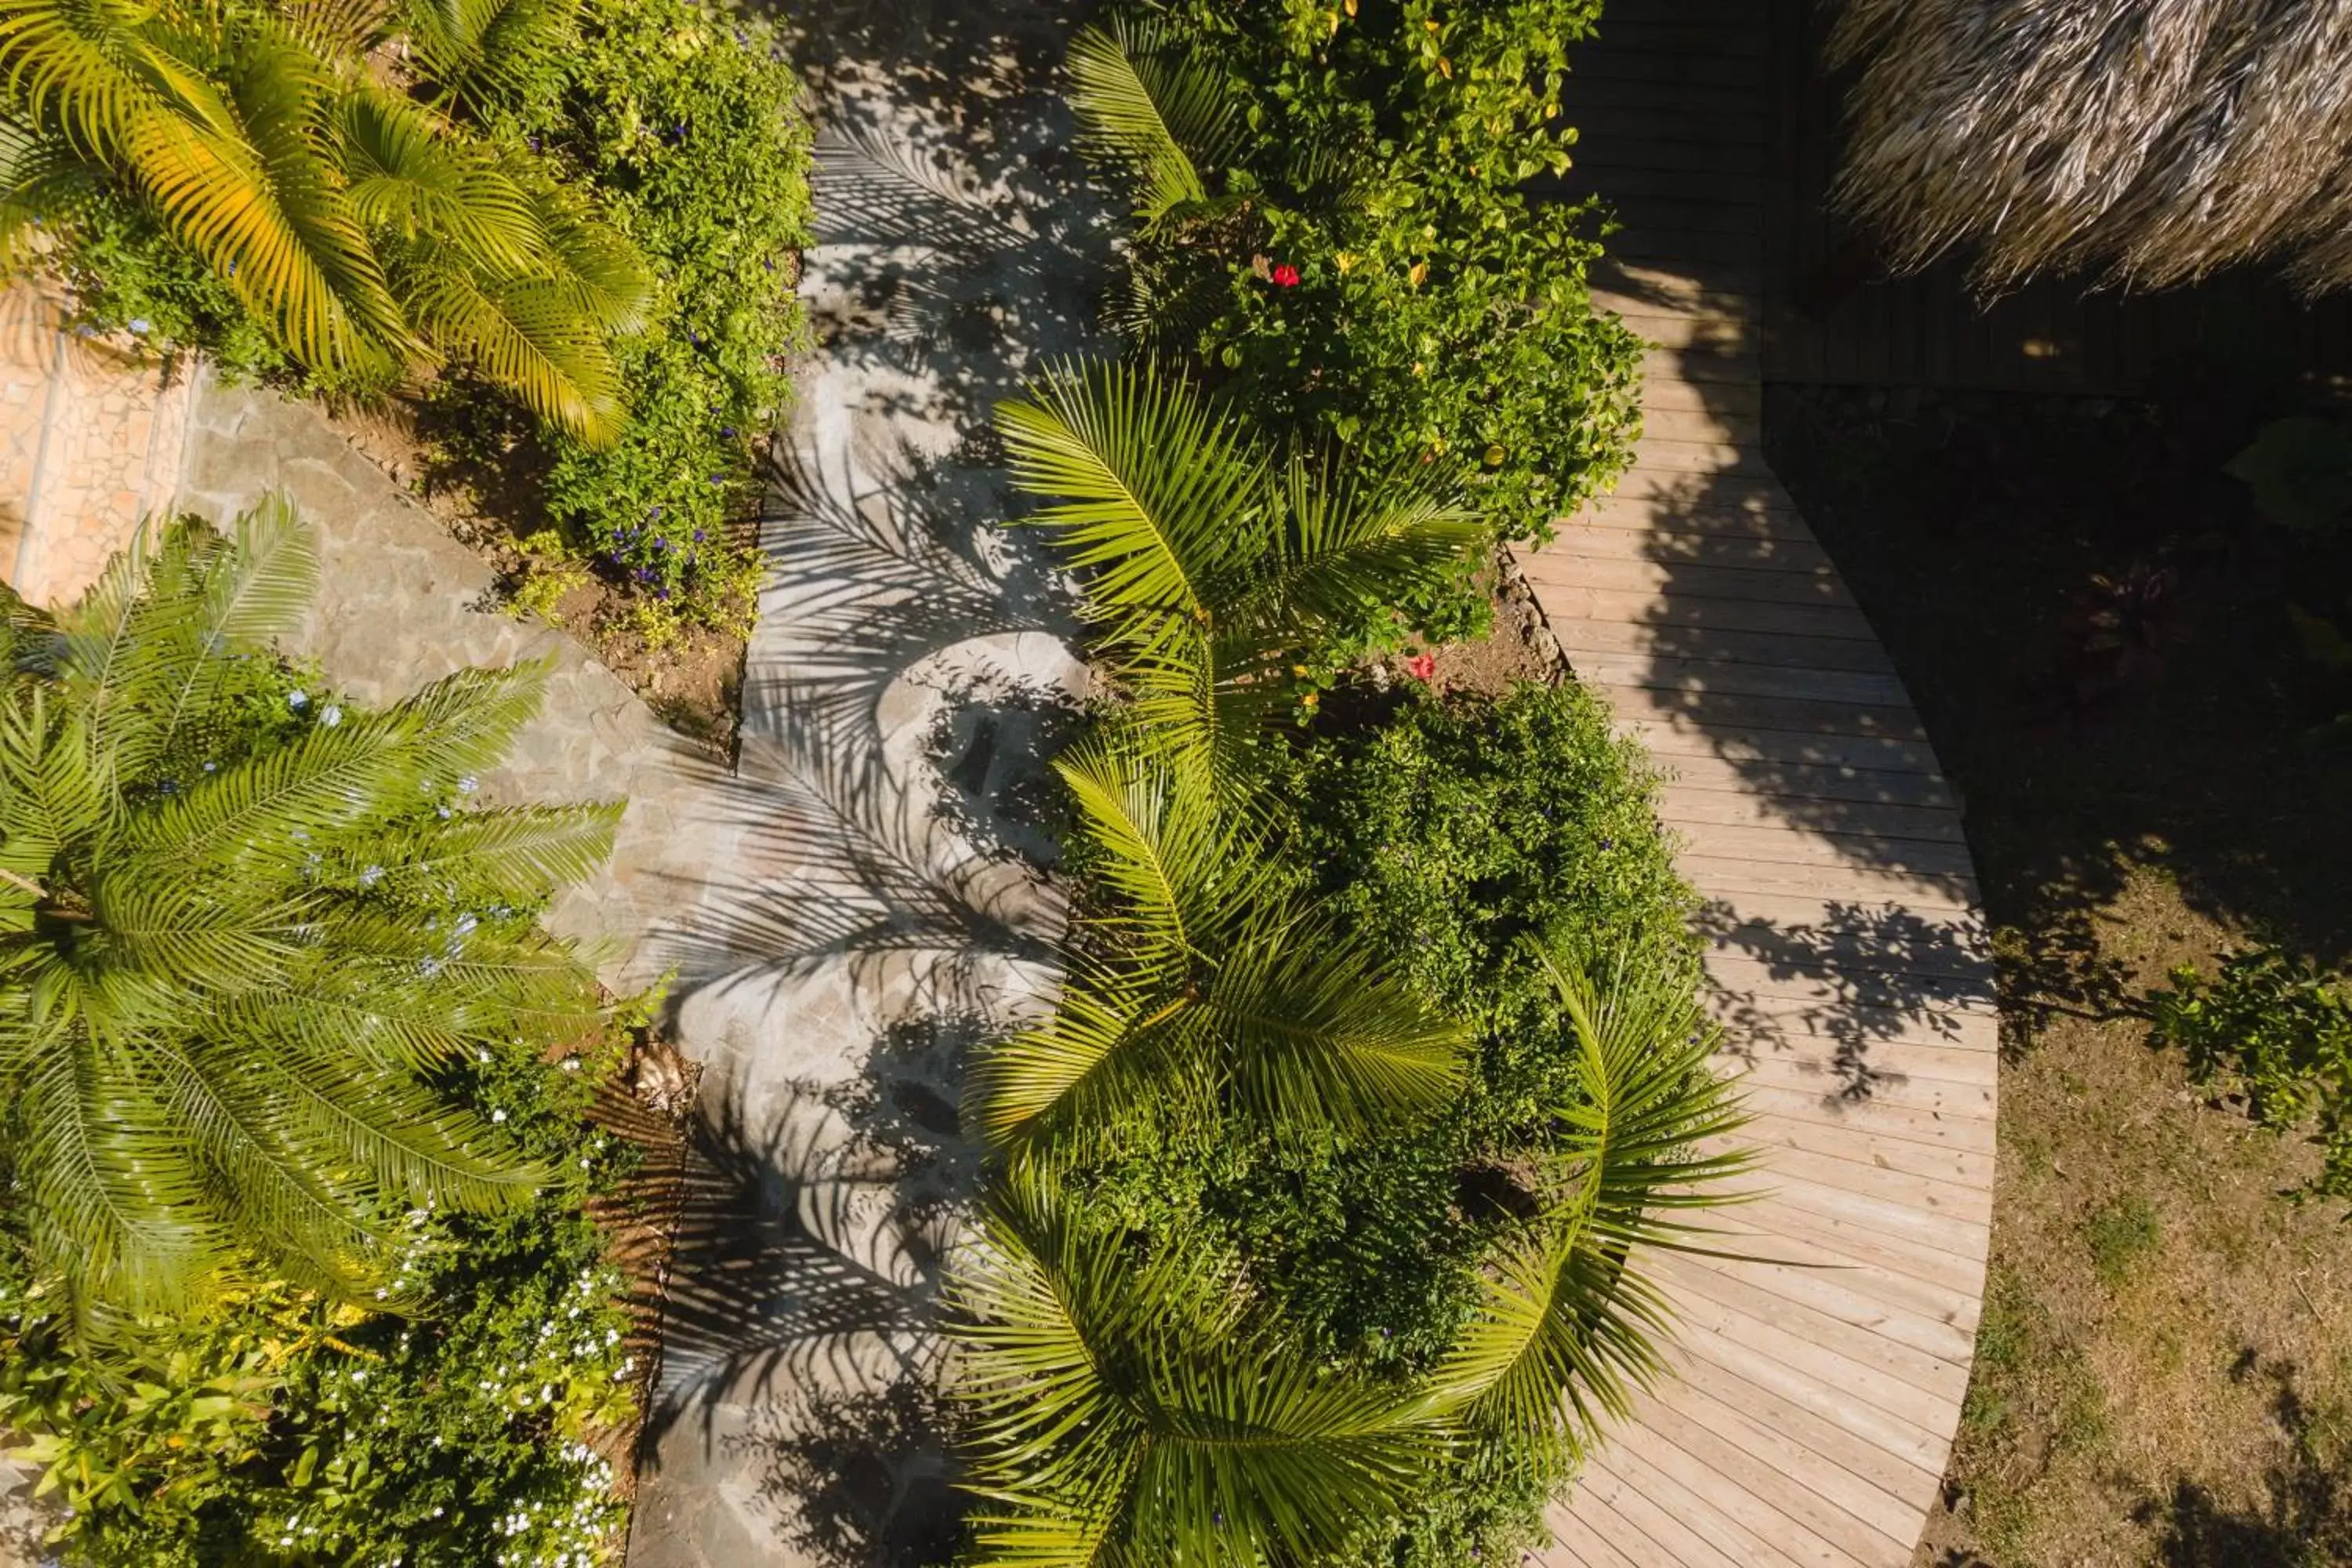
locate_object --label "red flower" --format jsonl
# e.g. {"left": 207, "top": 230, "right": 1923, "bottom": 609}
{"left": 1404, "top": 652, "right": 1437, "bottom": 682}
{"left": 1269, "top": 263, "right": 1301, "bottom": 288}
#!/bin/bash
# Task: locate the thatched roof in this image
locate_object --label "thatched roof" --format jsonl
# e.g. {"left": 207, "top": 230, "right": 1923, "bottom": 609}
{"left": 1828, "top": 0, "right": 2352, "bottom": 294}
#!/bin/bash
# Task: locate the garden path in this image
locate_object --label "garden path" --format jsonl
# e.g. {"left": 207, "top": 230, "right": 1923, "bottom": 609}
{"left": 0, "top": 281, "right": 199, "bottom": 608}
{"left": 622, "top": 2, "right": 1109, "bottom": 1564}
{"left": 1521, "top": 4, "right": 1998, "bottom": 1565}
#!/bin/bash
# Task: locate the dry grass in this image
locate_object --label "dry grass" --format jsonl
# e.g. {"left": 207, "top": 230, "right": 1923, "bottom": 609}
{"left": 1828, "top": 0, "right": 2352, "bottom": 295}
{"left": 1917, "top": 867, "right": 2352, "bottom": 1566}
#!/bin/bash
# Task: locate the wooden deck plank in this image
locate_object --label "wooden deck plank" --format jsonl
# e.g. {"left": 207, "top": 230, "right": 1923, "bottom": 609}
{"left": 1537, "top": 5, "right": 1993, "bottom": 1563}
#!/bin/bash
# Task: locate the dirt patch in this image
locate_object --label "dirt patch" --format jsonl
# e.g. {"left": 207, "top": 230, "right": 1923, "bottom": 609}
{"left": 586, "top": 1029, "right": 702, "bottom": 1515}
{"left": 330, "top": 401, "right": 745, "bottom": 757}
{"left": 1389, "top": 548, "right": 1566, "bottom": 696}
{"left": 1765, "top": 379, "right": 2352, "bottom": 1567}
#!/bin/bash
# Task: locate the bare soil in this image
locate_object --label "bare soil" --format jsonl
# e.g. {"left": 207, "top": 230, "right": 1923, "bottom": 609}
{"left": 1766, "top": 378, "right": 2352, "bottom": 1568}
{"left": 1388, "top": 549, "right": 1566, "bottom": 696}
{"left": 329, "top": 401, "right": 746, "bottom": 757}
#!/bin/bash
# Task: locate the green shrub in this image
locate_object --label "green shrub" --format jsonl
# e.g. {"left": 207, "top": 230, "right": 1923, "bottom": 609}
{"left": 45, "top": 190, "right": 293, "bottom": 385}
{"left": 1076, "top": 0, "right": 1643, "bottom": 644}
{"left": 472, "top": 0, "right": 812, "bottom": 637}
{"left": 0, "top": 1036, "right": 638, "bottom": 1568}
{"left": 2152, "top": 946, "right": 2352, "bottom": 1198}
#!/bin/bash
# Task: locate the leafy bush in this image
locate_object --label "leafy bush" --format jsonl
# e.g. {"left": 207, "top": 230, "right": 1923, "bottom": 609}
{"left": 2152, "top": 947, "right": 2352, "bottom": 1199}
{"left": 1070, "top": 0, "right": 1643, "bottom": 643}
{"left": 0, "top": 1034, "right": 637, "bottom": 1568}
{"left": 948, "top": 359, "right": 1734, "bottom": 1565}
{"left": 459, "top": 0, "right": 813, "bottom": 637}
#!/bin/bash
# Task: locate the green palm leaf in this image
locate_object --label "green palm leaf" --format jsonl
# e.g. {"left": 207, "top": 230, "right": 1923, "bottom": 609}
{"left": 399, "top": 0, "right": 576, "bottom": 114}
{"left": 998, "top": 358, "right": 1272, "bottom": 636}
{"left": 1433, "top": 945, "right": 1752, "bottom": 1448}
{"left": 0, "top": 508, "right": 610, "bottom": 1320}
{"left": 949, "top": 1178, "right": 1448, "bottom": 1568}
{"left": 1065, "top": 20, "right": 1240, "bottom": 227}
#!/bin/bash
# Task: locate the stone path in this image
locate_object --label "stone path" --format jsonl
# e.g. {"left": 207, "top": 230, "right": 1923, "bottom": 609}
{"left": 623, "top": 2, "right": 1108, "bottom": 1563}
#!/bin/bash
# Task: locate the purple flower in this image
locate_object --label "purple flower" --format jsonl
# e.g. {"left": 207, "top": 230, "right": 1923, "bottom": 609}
{"left": 691, "top": 528, "right": 706, "bottom": 542}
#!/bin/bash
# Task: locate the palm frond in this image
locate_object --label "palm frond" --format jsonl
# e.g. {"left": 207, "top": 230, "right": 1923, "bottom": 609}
{"left": 1432, "top": 944, "right": 1752, "bottom": 1447}
{"left": 949, "top": 1178, "right": 1448, "bottom": 1566}
{"left": 121, "top": 43, "right": 412, "bottom": 372}
{"left": 1200, "top": 902, "right": 1472, "bottom": 1136}
{"left": 1065, "top": 20, "right": 1240, "bottom": 226}
{"left": 337, "top": 85, "right": 545, "bottom": 269}
{"left": 397, "top": 250, "right": 629, "bottom": 442}
{"left": 1257, "top": 455, "right": 1487, "bottom": 630}
{"left": 997, "top": 359, "right": 1272, "bottom": 637}
{"left": 0, "top": 0, "right": 169, "bottom": 154}
{"left": 964, "top": 960, "right": 1204, "bottom": 1149}
{"left": 1051, "top": 724, "right": 1272, "bottom": 976}
{"left": 398, "top": 0, "right": 577, "bottom": 115}
{"left": 337, "top": 800, "right": 621, "bottom": 899}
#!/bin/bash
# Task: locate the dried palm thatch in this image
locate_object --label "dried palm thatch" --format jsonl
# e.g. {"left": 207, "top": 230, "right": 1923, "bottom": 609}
{"left": 1828, "top": 0, "right": 2352, "bottom": 295}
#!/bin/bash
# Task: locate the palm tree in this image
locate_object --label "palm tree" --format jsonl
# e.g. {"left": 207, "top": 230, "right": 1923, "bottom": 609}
{"left": 1434, "top": 946, "right": 1753, "bottom": 1463}
{"left": 0, "top": 0, "right": 646, "bottom": 441}
{"left": 996, "top": 359, "right": 1486, "bottom": 771}
{"left": 948, "top": 1168, "right": 1452, "bottom": 1567}
{"left": 966, "top": 724, "right": 1472, "bottom": 1151}
{"left": 949, "top": 945, "right": 1750, "bottom": 1567}
{"left": 0, "top": 497, "right": 619, "bottom": 1323}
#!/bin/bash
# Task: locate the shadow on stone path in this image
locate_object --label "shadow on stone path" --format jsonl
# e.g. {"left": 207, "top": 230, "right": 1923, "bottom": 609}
{"left": 630, "top": 2, "right": 1110, "bottom": 1564}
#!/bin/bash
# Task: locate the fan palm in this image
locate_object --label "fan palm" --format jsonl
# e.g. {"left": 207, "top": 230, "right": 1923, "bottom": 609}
{"left": 0, "top": 497, "right": 618, "bottom": 1322}
{"left": 0, "top": 0, "right": 645, "bottom": 441}
{"left": 966, "top": 724, "right": 1471, "bottom": 1151}
{"left": 997, "top": 359, "right": 1485, "bottom": 771}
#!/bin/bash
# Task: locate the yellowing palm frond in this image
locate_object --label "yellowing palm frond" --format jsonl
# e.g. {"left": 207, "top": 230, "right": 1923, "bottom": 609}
{"left": 397, "top": 253, "right": 628, "bottom": 441}
{"left": 337, "top": 85, "right": 543, "bottom": 267}
{"left": 0, "top": 0, "right": 171, "bottom": 154}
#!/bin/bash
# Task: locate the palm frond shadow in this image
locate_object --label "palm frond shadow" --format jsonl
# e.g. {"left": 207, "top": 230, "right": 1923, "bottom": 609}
{"left": 637, "top": 1052, "right": 982, "bottom": 1567}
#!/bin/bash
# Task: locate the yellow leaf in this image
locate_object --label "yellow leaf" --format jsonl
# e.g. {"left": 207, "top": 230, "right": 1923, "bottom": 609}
{"left": 1409, "top": 260, "right": 1429, "bottom": 287}
{"left": 1438, "top": 57, "right": 1453, "bottom": 78}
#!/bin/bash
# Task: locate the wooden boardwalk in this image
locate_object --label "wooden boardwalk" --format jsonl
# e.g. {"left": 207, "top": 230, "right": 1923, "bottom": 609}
{"left": 1523, "top": 5, "right": 1998, "bottom": 1564}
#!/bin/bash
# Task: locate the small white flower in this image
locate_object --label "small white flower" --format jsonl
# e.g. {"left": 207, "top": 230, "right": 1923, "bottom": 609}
{"left": 491, "top": 1109, "right": 507, "bottom": 1123}
{"left": 320, "top": 704, "right": 343, "bottom": 728}
{"left": 288, "top": 688, "right": 308, "bottom": 710}
{"left": 456, "top": 775, "right": 478, "bottom": 794}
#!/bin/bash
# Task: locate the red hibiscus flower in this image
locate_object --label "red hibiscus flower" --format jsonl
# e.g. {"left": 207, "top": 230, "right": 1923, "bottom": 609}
{"left": 1269, "top": 263, "right": 1301, "bottom": 287}
{"left": 1404, "top": 652, "right": 1437, "bottom": 682}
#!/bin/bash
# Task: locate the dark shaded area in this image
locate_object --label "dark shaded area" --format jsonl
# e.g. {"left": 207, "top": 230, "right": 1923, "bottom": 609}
{"left": 2133, "top": 1356, "right": 2352, "bottom": 1568}
{"left": 1766, "top": 377, "right": 2352, "bottom": 1033}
